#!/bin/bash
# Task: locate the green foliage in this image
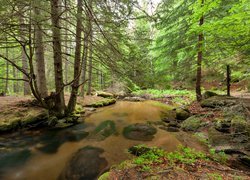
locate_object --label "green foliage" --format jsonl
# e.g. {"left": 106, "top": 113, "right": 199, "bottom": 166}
{"left": 209, "top": 148, "right": 228, "bottom": 164}
{"left": 132, "top": 145, "right": 166, "bottom": 171}
{"left": 167, "top": 146, "right": 208, "bottom": 165}
{"left": 133, "top": 89, "right": 195, "bottom": 98}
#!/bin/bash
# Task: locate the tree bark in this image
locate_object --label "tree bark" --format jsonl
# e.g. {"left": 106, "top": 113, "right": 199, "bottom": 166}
{"left": 50, "top": 0, "right": 65, "bottom": 116}
{"left": 196, "top": 0, "right": 204, "bottom": 102}
{"left": 5, "top": 45, "right": 9, "bottom": 94}
{"left": 34, "top": 6, "right": 48, "bottom": 98}
{"left": 64, "top": 0, "right": 70, "bottom": 93}
{"left": 67, "top": 0, "right": 83, "bottom": 113}
{"left": 12, "top": 60, "right": 18, "bottom": 93}
{"left": 18, "top": 8, "right": 31, "bottom": 95}
{"left": 87, "top": 0, "right": 93, "bottom": 95}
{"left": 226, "top": 65, "right": 231, "bottom": 96}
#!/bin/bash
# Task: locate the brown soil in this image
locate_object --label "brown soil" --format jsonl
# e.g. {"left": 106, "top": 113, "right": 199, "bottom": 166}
{"left": 109, "top": 159, "right": 250, "bottom": 179}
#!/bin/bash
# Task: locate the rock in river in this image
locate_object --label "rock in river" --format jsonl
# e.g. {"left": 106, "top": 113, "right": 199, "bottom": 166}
{"left": 123, "top": 123, "right": 157, "bottom": 141}
{"left": 59, "top": 146, "right": 108, "bottom": 180}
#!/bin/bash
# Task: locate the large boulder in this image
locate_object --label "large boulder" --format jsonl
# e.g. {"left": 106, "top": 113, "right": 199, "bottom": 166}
{"left": 123, "top": 123, "right": 157, "bottom": 141}
{"left": 181, "top": 116, "right": 203, "bottom": 131}
{"left": 175, "top": 108, "right": 190, "bottom": 121}
{"left": 201, "top": 96, "right": 237, "bottom": 108}
{"left": 203, "top": 91, "right": 218, "bottom": 99}
{"left": 59, "top": 146, "right": 108, "bottom": 180}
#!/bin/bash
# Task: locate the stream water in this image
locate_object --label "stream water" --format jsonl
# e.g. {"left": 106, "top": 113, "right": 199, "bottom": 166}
{"left": 0, "top": 101, "right": 202, "bottom": 180}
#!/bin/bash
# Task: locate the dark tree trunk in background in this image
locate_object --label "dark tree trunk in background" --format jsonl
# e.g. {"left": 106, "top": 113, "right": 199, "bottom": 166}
{"left": 67, "top": 0, "right": 83, "bottom": 113}
{"left": 87, "top": 0, "right": 93, "bottom": 95}
{"left": 5, "top": 44, "right": 9, "bottom": 94}
{"left": 18, "top": 9, "right": 31, "bottom": 95}
{"left": 196, "top": 0, "right": 204, "bottom": 102}
{"left": 80, "top": 28, "right": 89, "bottom": 96}
{"left": 12, "top": 60, "right": 18, "bottom": 93}
{"left": 50, "top": 0, "right": 65, "bottom": 116}
{"left": 64, "top": 0, "right": 70, "bottom": 92}
{"left": 34, "top": 6, "right": 48, "bottom": 98}
{"left": 227, "top": 65, "right": 231, "bottom": 96}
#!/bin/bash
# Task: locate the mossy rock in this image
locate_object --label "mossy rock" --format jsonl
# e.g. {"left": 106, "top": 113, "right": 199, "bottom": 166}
{"left": 85, "top": 98, "right": 116, "bottom": 108}
{"left": 208, "top": 127, "right": 232, "bottom": 146}
{"left": 74, "top": 104, "right": 85, "bottom": 114}
{"left": 214, "top": 118, "right": 231, "bottom": 133}
{"left": 96, "top": 91, "right": 114, "bottom": 98}
{"left": 201, "top": 96, "right": 237, "bottom": 108}
{"left": 128, "top": 145, "right": 151, "bottom": 156}
{"left": 123, "top": 123, "right": 157, "bottom": 141}
{"left": 181, "top": 116, "right": 202, "bottom": 131}
{"left": 0, "top": 109, "right": 48, "bottom": 133}
{"left": 231, "top": 116, "right": 249, "bottom": 135}
{"left": 203, "top": 91, "right": 218, "bottom": 99}
{"left": 175, "top": 108, "right": 190, "bottom": 121}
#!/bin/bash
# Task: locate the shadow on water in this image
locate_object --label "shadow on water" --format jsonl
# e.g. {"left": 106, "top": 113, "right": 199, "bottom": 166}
{"left": 37, "top": 124, "right": 89, "bottom": 154}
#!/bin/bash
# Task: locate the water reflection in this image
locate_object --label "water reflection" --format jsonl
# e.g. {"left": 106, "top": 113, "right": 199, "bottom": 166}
{"left": 0, "top": 101, "right": 186, "bottom": 180}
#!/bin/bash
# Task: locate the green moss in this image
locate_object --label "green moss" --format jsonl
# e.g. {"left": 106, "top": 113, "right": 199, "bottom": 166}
{"left": 176, "top": 108, "right": 190, "bottom": 120}
{"left": 231, "top": 115, "right": 249, "bottom": 134}
{"left": 181, "top": 116, "right": 202, "bottom": 131}
{"left": 86, "top": 98, "right": 116, "bottom": 108}
{"left": 98, "top": 172, "right": 110, "bottom": 180}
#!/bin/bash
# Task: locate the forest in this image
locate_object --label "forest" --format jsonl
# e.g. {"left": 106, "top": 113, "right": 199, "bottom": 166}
{"left": 0, "top": 0, "right": 249, "bottom": 179}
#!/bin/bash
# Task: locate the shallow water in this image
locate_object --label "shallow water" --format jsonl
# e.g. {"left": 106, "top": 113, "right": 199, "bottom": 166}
{"left": 0, "top": 101, "right": 197, "bottom": 180}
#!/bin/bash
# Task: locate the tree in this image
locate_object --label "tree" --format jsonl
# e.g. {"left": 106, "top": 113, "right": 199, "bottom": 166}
{"left": 67, "top": 0, "right": 83, "bottom": 113}
{"left": 33, "top": 1, "right": 48, "bottom": 98}
{"left": 196, "top": 0, "right": 204, "bottom": 102}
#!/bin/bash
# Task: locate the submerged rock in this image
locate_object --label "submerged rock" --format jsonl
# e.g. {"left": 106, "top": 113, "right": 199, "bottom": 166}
{"left": 123, "top": 123, "right": 157, "bottom": 141}
{"left": 90, "top": 120, "right": 117, "bottom": 140}
{"left": 59, "top": 146, "right": 108, "bottom": 180}
{"left": 0, "top": 149, "right": 31, "bottom": 173}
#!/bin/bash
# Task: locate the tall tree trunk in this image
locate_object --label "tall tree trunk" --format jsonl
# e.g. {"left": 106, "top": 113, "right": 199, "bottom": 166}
{"left": 64, "top": 0, "right": 70, "bottom": 93}
{"left": 18, "top": 10, "right": 31, "bottom": 95}
{"left": 80, "top": 27, "right": 89, "bottom": 96}
{"left": 50, "top": 0, "right": 65, "bottom": 116}
{"left": 87, "top": 33, "right": 93, "bottom": 95}
{"left": 195, "top": 0, "right": 204, "bottom": 102}
{"left": 34, "top": 6, "right": 48, "bottom": 98}
{"left": 87, "top": 0, "right": 93, "bottom": 95}
{"left": 226, "top": 65, "right": 231, "bottom": 96}
{"left": 67, "top": 0, "right": 83, "bottom": 113}
{"left": 5, "top": 44, "right": 9, "bottom": 94}
{"left": 12, "top": 59, "right": 18, "bottom": 93}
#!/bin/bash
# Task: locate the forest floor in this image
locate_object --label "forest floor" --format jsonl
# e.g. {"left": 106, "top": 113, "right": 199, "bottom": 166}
{"left": 0, "top": 95, "right": 110, "bottom": 133}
